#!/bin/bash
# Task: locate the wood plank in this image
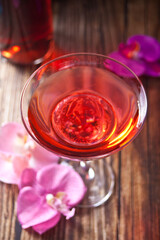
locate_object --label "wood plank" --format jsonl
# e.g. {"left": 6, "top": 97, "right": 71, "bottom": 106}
{"left": 118, "top": 0, "right": 160, "bottom": 240}
{"left": 146, "top": 2, "right": 160, "bottom": 238}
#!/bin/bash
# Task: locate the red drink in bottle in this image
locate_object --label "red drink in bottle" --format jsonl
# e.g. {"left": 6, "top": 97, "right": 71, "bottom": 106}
{"left": 0, "top": 0, "right": 53, "bottom": 64}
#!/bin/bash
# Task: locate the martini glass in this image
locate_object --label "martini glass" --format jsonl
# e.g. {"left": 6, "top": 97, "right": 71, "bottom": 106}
{"left": 20, "top": 53, "right": 147, "bottom": 207}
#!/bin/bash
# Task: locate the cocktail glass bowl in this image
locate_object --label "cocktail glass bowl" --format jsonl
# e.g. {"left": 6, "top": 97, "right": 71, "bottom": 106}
{"left": 20, "top": 53, "right": 147, "bottom": 207}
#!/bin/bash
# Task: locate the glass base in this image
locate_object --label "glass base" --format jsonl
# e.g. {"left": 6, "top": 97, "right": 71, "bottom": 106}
{"left": 60, "top": 157, "right": 115, "bottom": 208}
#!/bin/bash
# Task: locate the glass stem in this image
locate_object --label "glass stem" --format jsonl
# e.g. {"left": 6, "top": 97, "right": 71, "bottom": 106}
{"left": 59, "top": 157, "right": 115, "bottom": 207}
{"left": 79, "top": 161, "right": 95, "bottom": 181}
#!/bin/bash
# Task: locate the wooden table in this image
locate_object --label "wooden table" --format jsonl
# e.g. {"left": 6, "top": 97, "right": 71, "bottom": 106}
{"left": 0, "top": 0, "right": 159, "bottom": 239}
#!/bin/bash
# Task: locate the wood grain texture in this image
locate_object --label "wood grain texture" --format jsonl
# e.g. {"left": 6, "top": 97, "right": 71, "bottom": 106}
{"left": 0, "top": 0, "right": 159, "bottom": 239}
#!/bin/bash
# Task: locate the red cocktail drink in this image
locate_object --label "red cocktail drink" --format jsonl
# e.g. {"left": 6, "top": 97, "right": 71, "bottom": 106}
{"left": 28, "top": 66, "right": 141, "bottom": 159}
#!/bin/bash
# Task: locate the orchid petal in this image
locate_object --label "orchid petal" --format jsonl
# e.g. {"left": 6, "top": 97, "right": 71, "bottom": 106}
{"left": 30, "top": 144, "right": 59, "bottom": 170}
{"left": 0, "top": 152, "right": 18, "bottom": 184}
{"left": 64, "top": 207, "right": 75, "bottom": 220}
{"left": 0, "top": 122, "right": 26, "bottom": 154}
{"left": 12, "top": 155, "right": 30, "bottom": 177}
{"left": 107, "top": 52, "right": 146, "bottom": 77}
{"left": 37, "top": 164, "right": 87, "bottom": 206}
{"left": 32, "top": 214, "right": 61, "bottom": 234}
{"left": 144, "top": 61, "right": 160, "bottom": 77}
{"left": 17, "top": 186, "right": 59, "bottom": 228}
{"left": 127, "top": 35, "right": 160, "bottom": 62}
{"left": 19, "top": 168, "right": 37, "bottom": 189}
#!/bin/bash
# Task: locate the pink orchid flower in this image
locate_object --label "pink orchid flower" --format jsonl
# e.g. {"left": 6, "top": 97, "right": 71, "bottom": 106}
{"left": 106, "top": 35, "right": 160, "bottom": 77}
{"left": 0, "top": 122, "right": 59, "bottom": 184}
{"left": 17, "top": 164, "right": 87, "bottom": 234}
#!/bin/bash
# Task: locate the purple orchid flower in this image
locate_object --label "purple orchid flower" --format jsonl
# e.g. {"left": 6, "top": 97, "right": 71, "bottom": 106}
{"left": 17, "top": 164, "right": 87, "bottom": 234}
{"left": 0, "top": 122, "right": 59, "bottom": 184}
{"left": 105, "top": 51, "right": 146, "bottom": 78}
{"left": 107, "top": 35, "right": 160, "bottom": 77}
{"left": 127, "top": 35, "right": 160, "bottom": 62}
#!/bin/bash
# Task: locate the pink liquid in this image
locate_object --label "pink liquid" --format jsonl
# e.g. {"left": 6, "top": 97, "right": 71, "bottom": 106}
{"left": 52, "top": 91, "right": 116, "bottom": 145}
{"left": 28, "top": 66, "right": 140, "bottom": 159}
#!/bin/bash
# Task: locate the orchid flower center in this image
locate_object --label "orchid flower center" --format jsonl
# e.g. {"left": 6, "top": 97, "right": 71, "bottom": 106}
{"left": 119, "top": 41, "right": 140, "bottom": 59}
{"left": 46, "top": 192, "right": 75, "bottom": 219}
